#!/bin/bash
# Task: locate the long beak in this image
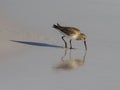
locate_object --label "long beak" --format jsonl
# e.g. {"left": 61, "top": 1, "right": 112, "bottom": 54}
{"left": 84, "top": 41, "right": 87, "bottom": 50}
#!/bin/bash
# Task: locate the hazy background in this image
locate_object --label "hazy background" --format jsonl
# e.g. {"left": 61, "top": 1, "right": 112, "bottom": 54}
{"left": 0, "top": 0, "right": 120, "bottom": 90}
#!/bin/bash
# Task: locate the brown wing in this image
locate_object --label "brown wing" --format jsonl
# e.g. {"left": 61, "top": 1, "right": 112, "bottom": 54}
{"left": 58, "top": 26, "right": 80, "bottom": 36}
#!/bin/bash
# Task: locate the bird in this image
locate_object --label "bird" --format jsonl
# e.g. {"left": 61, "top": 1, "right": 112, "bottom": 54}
{"left": 52, "top": 23, "right": 87, "bottom": 50}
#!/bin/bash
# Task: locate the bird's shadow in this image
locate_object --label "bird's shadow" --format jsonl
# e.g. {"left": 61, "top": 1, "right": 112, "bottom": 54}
{"left": 10, "top": 40, "right": 63, "bottom": 49}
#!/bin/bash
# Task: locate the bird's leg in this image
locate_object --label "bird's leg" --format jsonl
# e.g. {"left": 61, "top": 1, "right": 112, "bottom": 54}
{"left": 69, "top": 39, "right": 73, "bottom": 49}
{"left": 62, "top": 36, "right": 67, "bottom": 48}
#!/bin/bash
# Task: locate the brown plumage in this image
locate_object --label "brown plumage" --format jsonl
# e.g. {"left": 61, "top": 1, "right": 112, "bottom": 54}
{"left": 53, "top": 23, "right": 87, "bottom": 50}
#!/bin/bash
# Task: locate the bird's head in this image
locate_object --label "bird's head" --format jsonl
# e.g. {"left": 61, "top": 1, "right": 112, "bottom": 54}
{"left": 80, "top": 33, "right": 87, "bottom": 41}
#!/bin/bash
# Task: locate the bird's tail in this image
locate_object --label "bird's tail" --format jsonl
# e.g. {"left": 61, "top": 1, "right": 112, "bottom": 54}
{"left": 53, "top": 23, "right": 62, "bottom": 30}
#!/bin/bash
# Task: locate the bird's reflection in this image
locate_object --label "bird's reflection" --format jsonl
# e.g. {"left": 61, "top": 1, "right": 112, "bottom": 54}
{"left": 55, "top": 49, "right": 87, "bottom": 71}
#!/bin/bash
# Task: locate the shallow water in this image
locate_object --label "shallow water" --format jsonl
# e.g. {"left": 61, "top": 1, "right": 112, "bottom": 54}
{"left": 0, "top": 43, "right": 120, "bottom": 90}
{"left": 0, "top": 0, "right": 120, "bottom": 90}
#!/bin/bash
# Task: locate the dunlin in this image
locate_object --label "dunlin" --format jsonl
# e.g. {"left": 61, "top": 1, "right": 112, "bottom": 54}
{"left": 53, "top": 23, "right": 87, "bottom": 50}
